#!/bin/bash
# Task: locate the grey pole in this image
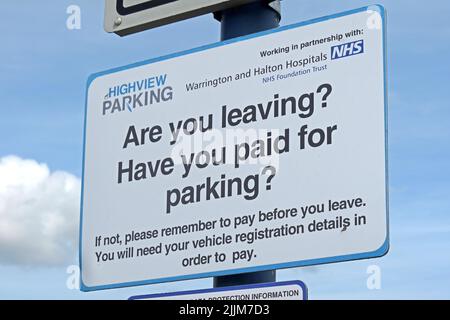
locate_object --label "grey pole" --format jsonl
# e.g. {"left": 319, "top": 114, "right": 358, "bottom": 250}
{"left": 215, "top": 1, "right": 281, "bottom": 41}
{"left": 213, "top": 0, "right": 281, "bottom": 288}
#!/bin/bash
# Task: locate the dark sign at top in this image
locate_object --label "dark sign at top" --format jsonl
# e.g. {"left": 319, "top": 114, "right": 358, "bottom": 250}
{"left": 105, "top": 0, "right": 258, "bottom": 36}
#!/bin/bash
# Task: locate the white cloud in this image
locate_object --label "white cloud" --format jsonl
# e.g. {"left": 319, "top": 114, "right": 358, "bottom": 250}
{"left": 0, "top": 156, "right": 80, "bottom": 266}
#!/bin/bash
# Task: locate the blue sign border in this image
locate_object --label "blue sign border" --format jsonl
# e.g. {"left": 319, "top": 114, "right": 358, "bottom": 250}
{"left": 129, "top": 280, "right": 308, "bottom": 300}
{"left": 80, "top": 4, "right": 389, "bottom": 292}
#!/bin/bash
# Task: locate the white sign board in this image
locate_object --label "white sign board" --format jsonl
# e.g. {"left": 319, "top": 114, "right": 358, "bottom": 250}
{"left": 81, "top": 6, "right": 388, "bottom": 291}
{"left": 129, "top": 281, "right": 307, "bottom": 300}
{"left": 104, "top": 0, "right": 261, "bottom": 36}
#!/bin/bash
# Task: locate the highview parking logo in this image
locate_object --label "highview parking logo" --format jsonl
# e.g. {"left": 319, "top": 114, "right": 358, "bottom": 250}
{"left": 102, "top": 73, "right": 173, "bottom": 115}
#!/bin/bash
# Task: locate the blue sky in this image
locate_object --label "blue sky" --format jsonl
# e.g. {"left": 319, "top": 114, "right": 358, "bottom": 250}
{"left": 0, "top": 0, "right": 449, "bottom": 299}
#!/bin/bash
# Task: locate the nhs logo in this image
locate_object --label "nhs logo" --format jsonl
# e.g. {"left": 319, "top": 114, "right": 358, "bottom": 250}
{"left": 331, "top": 40, "right": 364, "bottom": 60}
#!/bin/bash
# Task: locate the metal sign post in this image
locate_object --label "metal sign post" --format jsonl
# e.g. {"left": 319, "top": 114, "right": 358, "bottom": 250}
{"left": 215, "top": 1, "right": 281, "bottom": 40}
{"left": 213, "top": 0, "right": 280, "bottom": 288}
